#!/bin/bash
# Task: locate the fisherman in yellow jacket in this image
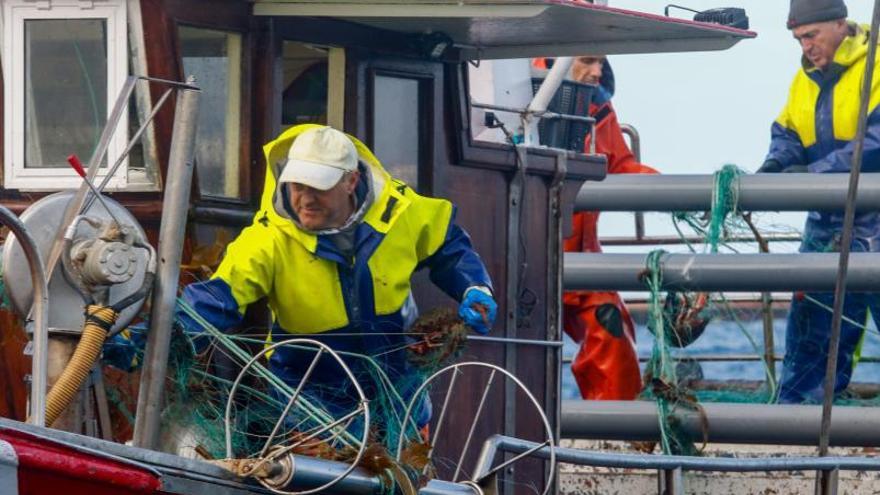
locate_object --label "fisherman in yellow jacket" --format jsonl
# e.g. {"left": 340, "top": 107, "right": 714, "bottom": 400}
{"left": 180, "top": 125, "right": 496, "bottom": 428}
{"left": 758, "top": 0, "right": 880, "bottom": 403}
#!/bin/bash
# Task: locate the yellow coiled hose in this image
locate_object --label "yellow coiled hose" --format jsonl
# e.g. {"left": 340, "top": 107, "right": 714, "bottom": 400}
{"left": 43, "top": 305, "right": 118, "bottom": 426}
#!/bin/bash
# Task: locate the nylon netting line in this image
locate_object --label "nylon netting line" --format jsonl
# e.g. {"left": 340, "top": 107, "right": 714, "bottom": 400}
{"left": 103, "top": 296, "right": 468, "bottom": 491}
{"left": 674, "top": 166, "right": 880, "bottom": 409}
{"left": 643, "top": 165, "right": 780, "bottom": 455}
{"left": 671, "top": 165, "right": 778, "bottom": 402}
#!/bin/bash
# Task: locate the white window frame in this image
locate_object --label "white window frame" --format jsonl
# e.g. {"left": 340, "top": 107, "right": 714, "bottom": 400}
{"left": 3, "top": 0, "right": 128, "bottom": 191}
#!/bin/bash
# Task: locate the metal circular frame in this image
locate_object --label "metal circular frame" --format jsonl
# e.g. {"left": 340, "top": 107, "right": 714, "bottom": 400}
{"left": 394, "top": 361, "right": 556, "bottom": 495}
{"left": 224, "top": 338, "right": 370, "bottom": 495}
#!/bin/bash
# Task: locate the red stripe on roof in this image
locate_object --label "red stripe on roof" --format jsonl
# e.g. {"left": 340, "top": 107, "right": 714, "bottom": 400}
{"left": 547, "top": 0, "right": 757, "bottom": 37}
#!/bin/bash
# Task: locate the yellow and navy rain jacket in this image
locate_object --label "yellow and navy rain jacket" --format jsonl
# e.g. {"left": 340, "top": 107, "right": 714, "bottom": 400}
{"left": 180, "top": 125, "right": 491, "bottom": 419}
{"left": 767, "top": 22, "right": 880, "bottom": 247}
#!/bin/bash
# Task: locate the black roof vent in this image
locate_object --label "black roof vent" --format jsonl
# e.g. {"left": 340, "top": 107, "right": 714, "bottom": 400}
{"left": 665, "top": 5, "right": 750, "bottom": 30}
{"left": 694, "top": 8, "right": 749, "bottom": 30}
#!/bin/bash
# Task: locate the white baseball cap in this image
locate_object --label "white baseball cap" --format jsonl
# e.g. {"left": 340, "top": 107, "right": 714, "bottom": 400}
{"left": 278, "top": 127, "right": 358, "bottom": 190}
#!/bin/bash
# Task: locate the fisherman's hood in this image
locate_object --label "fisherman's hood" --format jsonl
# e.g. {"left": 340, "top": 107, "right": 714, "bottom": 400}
{"left": 803, "top": 21, "right": 871, "bottom": 74}
{"left": 593, "top": 59, "right": 616, "bottom": 106}
{"left": 258, "top": 124, "right": 391, "bottom": 241}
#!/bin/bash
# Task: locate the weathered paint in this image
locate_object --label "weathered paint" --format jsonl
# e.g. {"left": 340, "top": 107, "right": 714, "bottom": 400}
{"left": 0, "top": 429, "right": 160, "bottom": 495}
{"left": 0, "top": 439, "right": 18, "bottom": 495}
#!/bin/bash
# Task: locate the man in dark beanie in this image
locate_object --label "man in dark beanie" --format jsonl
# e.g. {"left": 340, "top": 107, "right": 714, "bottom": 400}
{"left": 787, "top": 0, "right": 847, "bottom": 30}
{"left": 759, "top": 0, "right": 880, "bottom": 404}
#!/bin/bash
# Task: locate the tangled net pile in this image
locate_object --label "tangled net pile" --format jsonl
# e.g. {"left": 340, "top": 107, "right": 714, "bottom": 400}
{"left": 104, "top": 299, "right": 468, "bottom": 490}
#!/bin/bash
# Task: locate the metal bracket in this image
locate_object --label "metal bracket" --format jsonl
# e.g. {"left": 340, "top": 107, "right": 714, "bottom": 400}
{"left": 544, "top": 150, "right": 566, "bottom": 494}
{"left": 504, "top": 145, "right": 528, "bottom": 445}
{"left": 658, "top": 467, "right": 684, "bottom": 495}
{"left": 549, "top": 151, "right": 567, "bottom": 221}
{"left": 816, "top": 469, "right": 839, "bottom": 495}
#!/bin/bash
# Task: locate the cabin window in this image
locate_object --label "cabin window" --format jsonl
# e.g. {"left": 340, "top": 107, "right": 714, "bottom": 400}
{"left": 281, "top": 42, "right": 329, "bottom": 130}
{"left": 2, "top": 0, "right": 129, "bottom": 190}
{"left": 466, "top": 60, "right": 538, "bottom": 146}
{"left": 178, "top": 25, "right": 243, "bottom": 200}
{"left": 370, "top": 72, "right": 429, "bottom": 192}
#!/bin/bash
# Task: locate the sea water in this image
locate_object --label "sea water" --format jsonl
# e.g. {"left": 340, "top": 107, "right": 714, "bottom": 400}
{"left": 561, "top": 317, "right": 880, "bottom": 400}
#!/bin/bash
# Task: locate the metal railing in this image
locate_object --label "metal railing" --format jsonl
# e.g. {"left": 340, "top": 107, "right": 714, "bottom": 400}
{"left": 474, "top": 435, "right": 880, "bottom": 495}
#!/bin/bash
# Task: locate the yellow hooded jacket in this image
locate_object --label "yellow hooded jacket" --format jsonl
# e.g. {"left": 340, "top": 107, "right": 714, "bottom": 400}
{"left": 767, "top": 22, "right": 880, "bottom": 245}
{"left": 180, "top": 125, "right": 491, "bottom": 403}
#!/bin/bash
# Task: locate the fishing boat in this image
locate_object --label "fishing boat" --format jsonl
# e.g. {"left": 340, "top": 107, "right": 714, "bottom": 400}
{"left": 3, "top": 1, "right": 874, "bottom": 494}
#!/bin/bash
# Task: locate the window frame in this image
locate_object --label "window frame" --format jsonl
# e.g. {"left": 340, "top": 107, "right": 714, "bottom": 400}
{"left": 2, "top": 0, "right": 129, "bottom": 191}
{"left": 366, "top": 65, "right": 435, "bottom": 195}
{"left": 176, "top": 22, "right": 245, "bottom": 202}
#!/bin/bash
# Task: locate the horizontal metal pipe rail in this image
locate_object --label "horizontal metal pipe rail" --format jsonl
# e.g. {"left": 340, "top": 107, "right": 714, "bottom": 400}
{"left": 563, "top": 353, "right": 880, "bottom": 364}
{"left": 599, "top": 232, "right": 802, "bottom": 246}
{"left": 575, "top": 174, "right": 880, "bottom": 212}
{"left": 471, "top": 101, "right": 597, "bottom": 124}
{"left": 476, "top": 434, "right": 880, "bottom": 477}
{"left": 564, "top": 252, "right": 880, "bottom": 292}
{"left": 559, "top": 401, "right": 880, "bottom": 446}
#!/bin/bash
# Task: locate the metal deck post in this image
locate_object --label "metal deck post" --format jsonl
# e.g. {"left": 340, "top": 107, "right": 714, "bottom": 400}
{"left": 132, "top": 80, "right": 200, "bottom": 449}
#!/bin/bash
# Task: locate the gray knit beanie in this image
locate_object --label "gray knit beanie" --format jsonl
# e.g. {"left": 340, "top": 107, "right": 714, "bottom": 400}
{"left": 788, "top": 0, "right": 848, "bottom": 29}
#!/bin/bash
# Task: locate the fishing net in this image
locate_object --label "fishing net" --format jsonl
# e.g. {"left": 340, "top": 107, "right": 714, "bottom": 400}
{"left": 103, "top": 297, "right": 468, "bottom": 491}
{"left": 631, "top": 164, "right": 880, "bottom": 455}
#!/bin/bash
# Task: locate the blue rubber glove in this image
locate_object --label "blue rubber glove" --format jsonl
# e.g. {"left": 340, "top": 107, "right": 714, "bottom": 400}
{"left": 459, "top": 287, "right": 497, "bottom": 335}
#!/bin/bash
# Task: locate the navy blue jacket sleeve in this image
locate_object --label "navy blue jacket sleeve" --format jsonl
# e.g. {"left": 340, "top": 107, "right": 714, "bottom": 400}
{"left": 417, "top": 215, "right": 493, "bottom": 302}
{"left": 178, "top": 279, "right": 244, "bottom": 349}
{"left": 766, "top": 121, "right": 807, "bottom": 169}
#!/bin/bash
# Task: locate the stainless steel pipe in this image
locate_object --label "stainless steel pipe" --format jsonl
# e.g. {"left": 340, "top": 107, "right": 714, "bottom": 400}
{"left": 560, "top": 401, "right": 880, "bottom": 447}
{"left": 281, "top": 454, "right": 478, "bottom": 494}
{"left": 0, "top": 206, "right": 49, "bottom": 427}
{"left": 476, "top": 434, "right": 880, "bottom": 476}
{"left": 563, "top": 252, "right": 880, "bottom": 292}
{"left": 132, "top": 82, "right": 200, "bottom": 449}
{"left": 575, "top": 174, "right": 880, "bottom": 212}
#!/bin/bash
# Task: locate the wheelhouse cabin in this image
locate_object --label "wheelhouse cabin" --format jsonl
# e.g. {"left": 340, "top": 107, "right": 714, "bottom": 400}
{"left": 0, "top": 1, "right": 752, "bottom": 492}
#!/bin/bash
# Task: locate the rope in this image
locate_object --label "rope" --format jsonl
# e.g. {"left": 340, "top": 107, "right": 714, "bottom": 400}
{"left": 708, "top": 164, "right": 744, "bottom": 253}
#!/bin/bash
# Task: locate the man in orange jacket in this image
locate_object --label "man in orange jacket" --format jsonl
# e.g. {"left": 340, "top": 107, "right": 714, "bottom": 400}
{"left": 535, "top": 56, "right": 657, "bottom": 400}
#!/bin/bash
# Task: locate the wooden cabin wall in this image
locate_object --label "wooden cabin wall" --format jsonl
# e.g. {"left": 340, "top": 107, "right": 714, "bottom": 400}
{"left": 344, "top": 48, "right": 602, "bottom": 488}
{"left": 0, "top": 307, "right": 28, "bottom": 421}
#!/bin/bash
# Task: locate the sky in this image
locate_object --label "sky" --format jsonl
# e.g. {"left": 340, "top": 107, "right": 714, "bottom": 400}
{"left": 592, "top": 0, "right": 876, "bottom": 240}
{"left": 608, "top": 0, "right": 875, "bottom": 174}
